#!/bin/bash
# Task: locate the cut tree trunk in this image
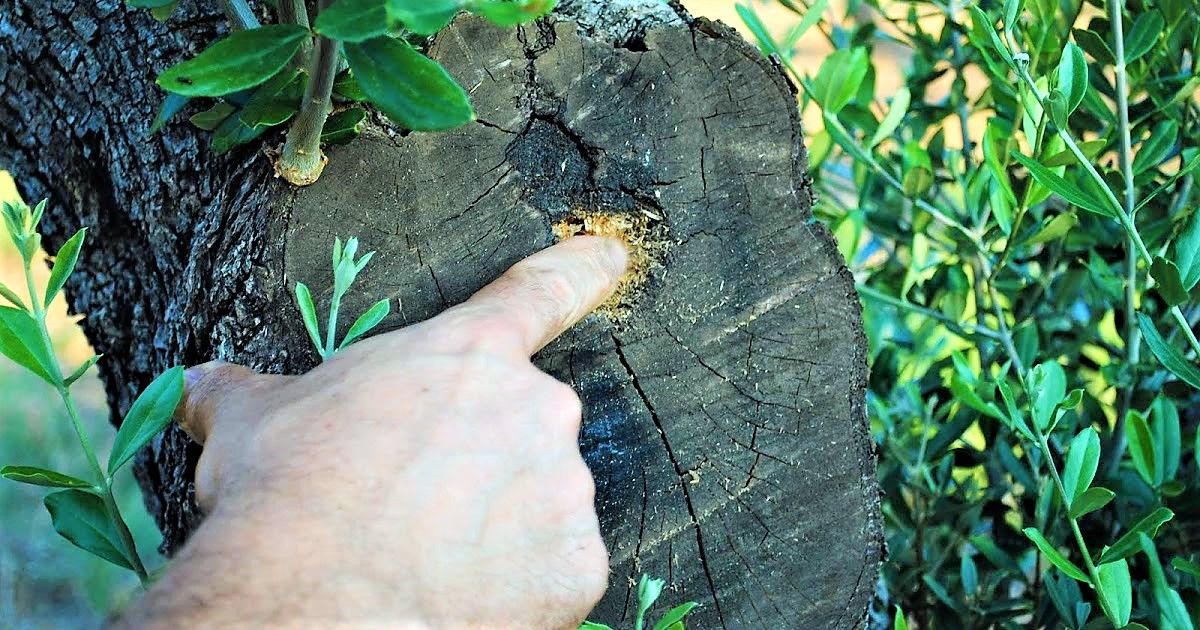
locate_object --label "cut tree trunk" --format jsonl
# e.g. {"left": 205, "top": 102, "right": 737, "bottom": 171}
{"left": 0, "top": 0, "right": 883, "bottom": 626}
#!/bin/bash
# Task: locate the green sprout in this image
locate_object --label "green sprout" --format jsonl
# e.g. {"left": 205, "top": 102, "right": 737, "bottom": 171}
{"left": 294, "top": 236, "right": 391, "bottom": 361}
{"left": 0, "top": 199, "right": 184, "bottom": 585}
{"left": 580, "top": 574, "right": 700, "bottom": 630}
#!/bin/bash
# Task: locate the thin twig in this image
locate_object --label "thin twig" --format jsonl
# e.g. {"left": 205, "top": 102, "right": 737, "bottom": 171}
{"left": 222, "top": 0, "right": 261, "bottom": 30}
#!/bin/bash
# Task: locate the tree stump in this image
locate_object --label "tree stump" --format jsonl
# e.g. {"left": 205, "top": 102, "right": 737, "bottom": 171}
{"left": 1, "top": 0, "right": 882, "bottom": 626}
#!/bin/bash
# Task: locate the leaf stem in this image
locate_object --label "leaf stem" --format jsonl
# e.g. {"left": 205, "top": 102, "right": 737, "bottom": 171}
{"left": 1033, "top": 430, "right": 1117, "bottom": 623}
{"left": 857, "top": 283, "right": 1003, "bottom": 342}
{"left": 23, "top": 248, "right": 148, "bottom": 584}
{"left": 278, "top": 0, "right": 339, "bottom": 186}
{"left": 1014, "top": 64, "right": 1200, "bottom": 359}
{"left": 324, "top": 291, "right": 340, "bottom": 360}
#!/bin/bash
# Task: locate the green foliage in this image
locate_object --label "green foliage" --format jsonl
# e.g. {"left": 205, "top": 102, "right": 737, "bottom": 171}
{"left": 343, "top": 36, "right": 473, "bottom": 131}
{"left": 106, "top": 367, "right": 186, "bottom": 475}
{"left": 579, "top": 574, "right": 700, "bottom": 630}
{"left": 136, "top": 0, "right": 555, "bottom": 179}
{"left": 295, "top": 236, "right": 391, "bottom": 361}
{"left": 744, "top": 0, "right": 1200, "bottom": 625}
{"left": 0, "top": 199, "right": 179, "bottom": 585}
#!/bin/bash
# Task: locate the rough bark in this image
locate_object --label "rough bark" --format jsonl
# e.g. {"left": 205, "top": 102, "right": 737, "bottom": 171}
{"left": 1, "top": 0, "right": 883, "bottom": 626}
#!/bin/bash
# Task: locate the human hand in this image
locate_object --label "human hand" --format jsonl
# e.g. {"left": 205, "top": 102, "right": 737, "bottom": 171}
{"left": 120, "top": 236, "right": 628, "bottom": 629}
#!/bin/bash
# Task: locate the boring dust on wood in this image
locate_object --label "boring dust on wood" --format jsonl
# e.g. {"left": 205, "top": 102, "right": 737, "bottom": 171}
{"left": 1, "top": 0, "right": 882, "bottom": 625}
{"left": 286, "top": 8, "right": 882, "bottom": 627}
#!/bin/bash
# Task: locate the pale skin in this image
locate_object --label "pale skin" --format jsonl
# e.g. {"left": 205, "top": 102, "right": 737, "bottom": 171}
{"left": 115, "top": 236, "right": 628, "bottom": 629}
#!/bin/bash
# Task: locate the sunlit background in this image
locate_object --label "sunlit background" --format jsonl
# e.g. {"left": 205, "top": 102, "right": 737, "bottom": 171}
{"left": 0, "top": 1, "right": 813, "bottom": 626}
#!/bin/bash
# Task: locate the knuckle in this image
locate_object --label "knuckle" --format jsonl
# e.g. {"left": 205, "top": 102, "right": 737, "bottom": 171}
{"left": 512, "top": 263, "right": 579, "bottom": 328}
{"left": 544, "top": 379, "right": 583, "bottom": 416}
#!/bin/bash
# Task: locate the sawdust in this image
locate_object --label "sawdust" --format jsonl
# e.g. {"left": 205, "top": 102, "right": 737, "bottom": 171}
{"left": 552, "top": 207, "right": 670, "bottom": 321}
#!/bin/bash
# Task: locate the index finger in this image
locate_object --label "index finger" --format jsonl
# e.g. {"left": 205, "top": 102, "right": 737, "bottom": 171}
{"left": 439, "top": 235, "right": 629, "bottom": 356}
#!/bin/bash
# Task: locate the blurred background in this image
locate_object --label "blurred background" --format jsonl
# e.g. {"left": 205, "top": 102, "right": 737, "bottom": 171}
{"left": 0, "top": 170, "right": 163, "bottom": 628}
{"left": 0, "top": 1, "right": 803, "bottom": 626}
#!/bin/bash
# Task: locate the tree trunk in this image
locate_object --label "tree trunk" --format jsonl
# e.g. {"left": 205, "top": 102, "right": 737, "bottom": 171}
{"left": 1, "top": 1, "right": 883, "bottom": 626}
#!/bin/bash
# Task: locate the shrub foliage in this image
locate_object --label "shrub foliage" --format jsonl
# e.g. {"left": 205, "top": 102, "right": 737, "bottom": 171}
{"left": 743, "top": 0, "right": 1200, "bottom": 627}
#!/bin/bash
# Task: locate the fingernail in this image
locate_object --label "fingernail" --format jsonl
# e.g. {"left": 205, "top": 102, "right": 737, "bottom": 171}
{"left": 603, "top": 237, "right": 630, "bottom": 274}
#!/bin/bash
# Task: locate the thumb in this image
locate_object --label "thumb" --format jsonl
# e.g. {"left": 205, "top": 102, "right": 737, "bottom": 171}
{"left": 175, "top": 361, "right": 287, "bottom": 445}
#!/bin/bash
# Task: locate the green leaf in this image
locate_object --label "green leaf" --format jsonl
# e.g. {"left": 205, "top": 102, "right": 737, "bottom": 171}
{"left": 333, "top": 70, "right": 368, "bottom": 102}
{"left": 107, "top": 366, "right": 186, "bottom": 474}
{"left": 147, "top": 93, "right": 191, "bottom": 136}
{"left": 950, "top": 373, "right": 1003, "bottom": 419}
{"left": 44, "top": 228, "right": 85, "bottom": 308}
{"left": 315, "top": 0, "right": 390, "bottom": 42}
{"left": 1125, "top": 410, "right": 1157, "bottom": 487}
{"left": 189, "top": 102, "right": 238, "bottom": 131}
{"left": 1023, "top": 527, "right": 1090, "bottom": 583}
{"left": 894, "top": 606, "right": 909, "bottom": 630}
{"left": 1137, "top": 312, "right": 1200, "bottom": 390}
{"left": 157, "top": 25, "right": 310, "bottom": 97}
{"left": 1044, "top": 139, "right": 1105, "bottom": 167}
{"left": 295, "top": 282, "right": 323, "bottom": 354}
{"left": 997, "top": 379, "right": 1035, "bottom": 441}
{"left": 1069, "top": 487, "right": 1115, "bottom": 519}
{"left": 1173, "top": 210, "right": 1200, "bottom": 292}
{"left": 737, "top": 2, "right": 783, "bottom": 59}
{"left": 344, "top": 36, "right": 474, "bottom": 131}
{"left": 149, "top": 1, "right": 178, "bottom": 20}
{"left": 1028, "top": 361, "right": 1066, "bottom": 432}
{"left": 338, "top": 298, "right": 390, "bottom": 349}
{"left": 44, "top": 489, "right": 135, "bottom": 570}
{"left": 0, "top": 281, "right": 28, "bottom": 311}
{"left": 1098, "top": 507, "right": 1174, "bottom": 564}
{"left": 1133, "top": 120, "right": 1178, "bottom": 175}
{"left": 388, "top": 0, "right": 461, "bottom": 34}
{"left": 467, "top": 0, "right": 556, "bottom": 28}
{"left": 1073, "top": 28, "right": 1114, "bottom": 65}
{"left": 210, "top": 113, "right": 266, "bottom": 154}
{"left": 1139, "top": 534, "right": 1194, "bottom": 630}
{"left": 1026, "top": 212, "right": 1078, "bottom": 246}
{"left": 1, "top": 466, "right": 94, "bottom": 489}
{"left": 651, "top": 602, "right": 700, "bottom": 630}
{"left": 238, "top": 69, "right": 305, "bottom": 129}
{"left": 788, "top": 0, "right": 828, "bottom": 43}
{"left": 1124, "top": 11, "right": 1164, "bottom": 63}
{"left": 1135, "top": 152, "right": 1200, "bottom": 213}
{"left": 1150, "top": 256, "right": 1189, "bottom": 307}
{"left": 868, "top": 87, "right": 910, "bottom": 149}
{"left": 810, "top": 48, "right": 869, "bottom": 115}
{"left": 64, "top": 354, "right": 101, "bottom": 387}
{"left": 127, "top": 0, "right": 176, "bottom": 6}
{"left": 967, "top": 6, "right": 1015, "bottom": 73}
{"left": 1172, "top": 557, "right": 1200, "bottom": 580}
{"left": 636, "top": 575, "right": 666, "bottom": 630}
{"left": 960, "top": 554, "right": 978, "bottom": 594}
{"left": 902, "top": 142, "right": 934, "bottom": 197}
{"left": 0, "top": 306, "right": 59, "bottom": 385}
{"left": 1062, "top": 427, "right": 1100, "bottom": 504}
{"left": 321, "top": 106, "right": 369, "bottom": 145}
{"left": 1055, "top": 43, "right": 1087, "bottom": 117}
{"left": 1096, "top": 559, "right": 1132, "bottom": 628}
{"left": 1150, "top": 397, "right": 1181, "bottom": 481}
{"left": 578, "top": 624, "right": 615, "bottom": 630}
{"left": 1011, "top": 152, "right": 1118, "bottom": 218}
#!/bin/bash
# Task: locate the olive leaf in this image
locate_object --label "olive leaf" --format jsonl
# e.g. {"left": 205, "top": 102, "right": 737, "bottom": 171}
{"left": 107, "top": 366, "right": 186, "bottom": 474}
{"left": 344, "top": 36, "right": 474, "bottom": 131}
{"left": 158, "top": 25, "right": 310, "bottom": 97}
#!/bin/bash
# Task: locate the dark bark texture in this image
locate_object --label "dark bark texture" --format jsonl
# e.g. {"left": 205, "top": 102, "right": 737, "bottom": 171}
{"left": 1, "top": 0, "right": 883, "bottom": 626}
